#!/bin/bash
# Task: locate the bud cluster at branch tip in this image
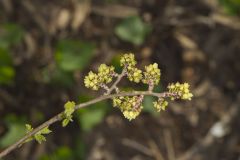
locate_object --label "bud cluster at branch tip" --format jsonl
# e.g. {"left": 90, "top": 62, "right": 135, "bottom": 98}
{"left": 167, "top": 82, "right": 193, "bottom": 100}
{"left": 84, "top": 64, "right": 116, "bottom": 90}
{"left": 120, "top": 53, "right": 142, "bottom": 83}
{"left": 83, "top": 53, "right": 193, "bottom": 121}
{"left": 142, "top": 63, "right": 161, "bottom": 86}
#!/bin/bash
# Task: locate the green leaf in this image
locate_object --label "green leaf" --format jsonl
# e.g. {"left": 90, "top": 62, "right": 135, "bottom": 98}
{"left": 64, "top": 101, "right": 75, "bottom": 117}
{"left": 62, "top": 101, "right": 75, "bottom": 127}
{"left": 40, "top": 146, "right": 73, "bottom": 160}
{"left": 0, "top": 117, "right": 26, "bottom": 147}
{"left": 62, "top": 118, "right": 70, "bottom": 127}
{"left": 25, "top": 124, "right": 33, "bottom": 133}
{"left": 0, "top": 47, "right": 12, "bottom": 66}
{"left": 0, "top": 123, "right": 25, "bottom": 147}
{"left": 77, "top": 95, "right": 109, "bottom": 132}
{"left": 111, "top": 54, "right": 122, "bottom": 73}
{"left": 74, "top": 137, "right": 86, "bottom": 159}
{"left": 219, "top": 0, "right": 240, "bottom": 15}
{"left": 0, "top": 48, "right": 15, "bottom": 85}
{"left": 25, "top": 125, "right": 51, "bottom": 144}
{"left": 54, "top": 146, "right": 73, "bottom": 159}
{"left": 40, "top": 127, "right": 52, "bottom": 135}
{"left": 55, "top": 39, "right": 95, "bottom": 71}
{"left": 78, "top": 108, "right": 106, "bottom": 132}
{"left": 34, "top": 134, "right": 46, "bottom": 144}
{"left": 42, "top": 68, "right": 74, "bottom": 88}
{"left": 0, "top": 66, "right": 15, "bottom": 85}
{"left": 0, "top": 23, "right": 22, "bottom": 85}
{"left": 142, "top": 96, "right": 159, "bottom": 117}
{"left": 0, "top": 23, "right": 24, "bottom": 49}
{"left": 62, "top": 101, "right": 76, "bottom": 127}
{"left": 115, "top": 16, "right": 152, "bottom": 45}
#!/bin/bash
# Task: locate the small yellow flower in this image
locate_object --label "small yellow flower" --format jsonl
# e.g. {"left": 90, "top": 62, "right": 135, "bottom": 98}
{"left": 153, "top": 99, "right": 168, "bottom": 112}
{"left": 142, "top": 63, "right": 161, "bottom": 85}
{"left": 84, "top": 71, "right": 99, "bottom": 90}
{"left": 120, "top": 53, "right": 137, "bottom": 67}
{"left": 112, "top": 96, "right": 143, "bottom": 121}
{"left": 167, "top": 82, "right": 193, "bottom": 100}
{"left": 127, "top": 68, "right": 142, "bottom": 83}
{"left": 113, "top": 96, "right": 124, "bottom": 107}
{"left": 123, "top": 110, "right": 141, "bottom": 121}
{"left": 98, "top": 64, "right": 115, "bottom": 84}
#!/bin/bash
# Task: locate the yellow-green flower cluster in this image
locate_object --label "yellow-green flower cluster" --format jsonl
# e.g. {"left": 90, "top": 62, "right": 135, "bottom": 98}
{"left": 98, "top": 64, "right": 115, "bottom": 83}
{"left": 120, "top": 53, "right": 142, "bottom": 83}
{"left": 113, "top": 96, "right": 125, "bottom": 107}
{"left": 112, "top": 96, "right": 142, "bottom": 121}
{"left": 167, "top": 82, "right": 193, "bottom": 100}
{"left": 142, "top": 63, "right": 161, "bottom": 85}
{"left": 84, "top": 71, "right": 99, "bottom": 90}
{"left": 84, "top": 64, "right": 115, "bottom": 90}
{"left": 123, "top": 110, "right": 141, "bottom": 121}
{"left": 153, "top": 98, "right": 168, "bottom": 112}
{"left": 127, "top": 67, "right": 142, "bottom": 83}
{"left": 83, "top": 53, "right": 193, "bottom": 121}
{"left": 120, "top": 53, "right": 136, "bottom": 68}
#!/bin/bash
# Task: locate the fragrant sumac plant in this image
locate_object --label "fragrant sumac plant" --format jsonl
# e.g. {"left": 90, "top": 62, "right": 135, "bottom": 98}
{"left": 84, "top": 53, "right": 192, "bottom": 120}
{"left": 0, "top": 53, "right": 193, "bottom": 158}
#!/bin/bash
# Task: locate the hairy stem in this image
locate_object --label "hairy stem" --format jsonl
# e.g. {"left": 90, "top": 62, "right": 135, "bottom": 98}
{"left": 0, "top": 91, "right": 175, "bottom": 158}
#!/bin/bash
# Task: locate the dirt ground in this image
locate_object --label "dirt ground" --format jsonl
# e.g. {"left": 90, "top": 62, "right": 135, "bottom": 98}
{"left": 1, "top": 0, "right": 240, "bottom": 160}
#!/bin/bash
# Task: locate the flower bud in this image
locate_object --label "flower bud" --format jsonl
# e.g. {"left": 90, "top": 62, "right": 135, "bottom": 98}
{"left": 167, "top": 82, "right": 193, "bottom": 100}
{"left": 142, "top": 63, "right": 161, "bottom": 85}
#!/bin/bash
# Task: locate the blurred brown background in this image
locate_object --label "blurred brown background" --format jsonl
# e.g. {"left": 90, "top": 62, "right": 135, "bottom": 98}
{"left": 0, "top": 0, "right": 240, "bottom": 160}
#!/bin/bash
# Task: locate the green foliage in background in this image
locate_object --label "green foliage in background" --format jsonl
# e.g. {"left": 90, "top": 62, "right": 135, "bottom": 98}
{"left": 0, "top": 115, "right": 26, "bottom": 148}
{"left": 43, "top": 39, "right": 95, "bottom": 87}
{"left": 73, "top": 137, "right": 86, "bottom": 160}
{"left": 143, "top": 84, "right": 163, "bottom": 116}
{"left": 115, "top": 16, "right": 152, "bottom": 45}
{"left": 39, "top": 138, "right": 85, "bottom": 160}
{"left": 0, "top": 48, "right": 15, "bottom": 85}
{"left": 77, "top": 95, "right": 109, "bottom": 132}
{"left": 0, "top": 23, "right": 24, "bottom": 85}
{"left": 111, "top": 54, "right": 123, "bottom": 73}
{"left": 42, "top": 68, "right": 75, "bottom": 88}
{"left": 0, "top": 23, "right": 24, "bottom": 49}
{"left": 219, "top": 0, "right": 240, "bottom": 15}
{"left": 142, "top": 96, "right": 159, "bottom": 116}
{"left": 39, "top": 146, "right": 73, "bottom": 160}
{"left": 55, "top": 40, "right": 95, "bottom": 72}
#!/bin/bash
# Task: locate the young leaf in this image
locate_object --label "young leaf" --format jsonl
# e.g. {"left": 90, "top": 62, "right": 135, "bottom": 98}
{"left": 40, "top": 127, "right": 52, "bottom": 135}
{"left": 34, "top": 134, "right": 46, "bottom": 144}
{"left": 62, "top": 101, "right": 75, "bottom": 127}
{"left": 62, "top": 118, "right": 70, "bottom": 127}
{"left": 25, "top": 124, "right": 33, "bottom": 133}
{"left": 115, "top": 16, "right": 151, "bottom": 45}
{"left": 64, "top": 101, "right": 75, "bottom": 117}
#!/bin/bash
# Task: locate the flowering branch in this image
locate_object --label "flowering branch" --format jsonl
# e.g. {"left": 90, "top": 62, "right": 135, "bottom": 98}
{"left": 0, "top": 91, "right": 177, "bottom": 158}
{"left": 106, "top": 68, "right": 126, "bottom": 95}
{"left": 0, "top": 53, "right": 193, "bottom": 158}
